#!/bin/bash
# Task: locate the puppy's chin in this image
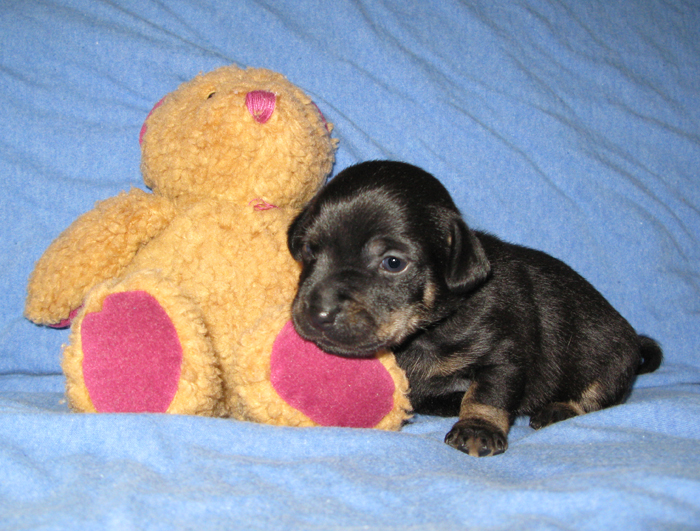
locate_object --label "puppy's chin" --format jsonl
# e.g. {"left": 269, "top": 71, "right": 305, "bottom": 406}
{"left": 310, "top": 338, "right": 388, "bottom": 359}
{"left": 291, "top": 302, "right": 432, "bottom": 359}
{"left": 291, "top": 316, "right": 389, "bottom": 359}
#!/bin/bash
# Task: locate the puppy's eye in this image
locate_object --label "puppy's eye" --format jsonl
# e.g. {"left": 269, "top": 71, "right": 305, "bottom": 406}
{"left": 207, "top": 92, "right": 216, "bottom": 99}
{"left": 301, "top": 243, "right": 315, "bottom": 261}
{"left": 381, "top": 256, "right": 408, "bottom": 273}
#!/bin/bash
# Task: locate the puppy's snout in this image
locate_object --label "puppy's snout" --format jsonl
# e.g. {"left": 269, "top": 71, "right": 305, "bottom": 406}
{"left": 308, "top": 305, "right": 339, "bottom": 331}
{"left": 305, "top": 285, "right": 345, "bottom": 332}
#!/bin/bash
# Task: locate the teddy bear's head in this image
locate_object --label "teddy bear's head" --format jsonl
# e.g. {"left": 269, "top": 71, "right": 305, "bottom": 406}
{"left": 139, "top": 66, "right": 337, "bottom": 209}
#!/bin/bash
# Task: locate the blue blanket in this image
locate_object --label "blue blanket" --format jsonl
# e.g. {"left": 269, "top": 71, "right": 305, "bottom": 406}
{"left": 2, "top": 1, "right": 699, "bottom": 529}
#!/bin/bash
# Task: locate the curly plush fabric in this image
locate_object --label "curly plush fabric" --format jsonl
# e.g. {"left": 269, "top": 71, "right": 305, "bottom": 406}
{"left": 23, "top": 63, "right": 411, "bottom": 429}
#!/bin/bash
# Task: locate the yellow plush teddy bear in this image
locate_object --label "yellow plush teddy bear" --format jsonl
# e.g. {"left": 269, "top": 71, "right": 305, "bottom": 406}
{"left": 24, "top": 65, "right": 410, "bottom": 430}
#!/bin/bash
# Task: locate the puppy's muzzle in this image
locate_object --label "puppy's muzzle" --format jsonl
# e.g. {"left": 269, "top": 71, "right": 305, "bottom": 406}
{"left": 294, "top": 276, "right": 386, "bottom": 357}
{"left": 306, "top": 285, "right": 344, "bottom": 332}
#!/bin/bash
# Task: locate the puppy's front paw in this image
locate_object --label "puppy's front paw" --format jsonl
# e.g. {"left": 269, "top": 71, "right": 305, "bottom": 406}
{"left": 445, "top": 419, "right": 508, "bottom": 457}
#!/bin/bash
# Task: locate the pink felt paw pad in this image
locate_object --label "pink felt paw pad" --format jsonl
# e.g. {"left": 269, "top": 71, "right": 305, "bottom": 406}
{"left": 270, "top": 321, "right": 395, "bottom": 428}
{"left": 81, "top": 291, "right": 183, "bottom": 413}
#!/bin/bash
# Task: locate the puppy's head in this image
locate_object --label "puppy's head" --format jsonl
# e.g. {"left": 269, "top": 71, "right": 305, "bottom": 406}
{"left": 288, "top": 161, "right": 490, "bottom": 357}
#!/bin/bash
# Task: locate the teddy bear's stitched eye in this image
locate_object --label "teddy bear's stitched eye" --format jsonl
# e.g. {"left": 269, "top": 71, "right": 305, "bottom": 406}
{"left": 207, "top": 92, "right": 216, "bottom": 99}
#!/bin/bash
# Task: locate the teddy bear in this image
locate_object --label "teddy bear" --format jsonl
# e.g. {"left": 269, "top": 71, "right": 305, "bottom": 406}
{"left": 24, "top": 65, "right": 411, "bottom": 430}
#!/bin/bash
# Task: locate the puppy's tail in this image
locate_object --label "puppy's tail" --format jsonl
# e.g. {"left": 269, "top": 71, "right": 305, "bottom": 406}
{"left": 637, "top": 335, "right": 663, "bottom": 375}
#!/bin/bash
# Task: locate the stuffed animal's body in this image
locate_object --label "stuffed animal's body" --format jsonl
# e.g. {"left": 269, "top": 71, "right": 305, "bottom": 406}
{"left": 25, "top": 66, "right": 410, "bottom": 430}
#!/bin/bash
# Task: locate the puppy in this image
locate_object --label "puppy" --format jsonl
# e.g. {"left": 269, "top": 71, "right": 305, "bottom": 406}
{"left": 288, "top": 160, "right": 662, "bottom": 457}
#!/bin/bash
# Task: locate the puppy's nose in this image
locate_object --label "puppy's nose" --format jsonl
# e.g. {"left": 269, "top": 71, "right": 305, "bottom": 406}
{"left": 306, "top": 284, "right": 344, "bottom": 331}
{"left": 307, "top": 304, "right": 339, "bottom": 331}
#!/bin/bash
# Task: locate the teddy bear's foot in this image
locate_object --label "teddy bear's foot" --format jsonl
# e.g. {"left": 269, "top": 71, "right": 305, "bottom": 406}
{"left": 80, "top": 290, "right": 182, "bottom": 413}
{"left": 62, "top": 273, "right": 222, "bottom": 416}
{"left": 270, "top": 321, "right": 407, "bottom": 429}
{"left": 227, "top": 305, "right": 411, "bottom": 430}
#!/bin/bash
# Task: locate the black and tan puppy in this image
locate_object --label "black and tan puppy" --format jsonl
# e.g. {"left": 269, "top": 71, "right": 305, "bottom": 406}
{"left": 288, "top": 160, "right": 662, "bottom": 457}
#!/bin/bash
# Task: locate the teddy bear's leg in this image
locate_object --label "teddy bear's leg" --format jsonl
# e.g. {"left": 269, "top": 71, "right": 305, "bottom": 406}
{"left": 269, "top": 321, "right": 410, "bottom": 429}
{"left": 229, "top": 306, "right": 411, "bottom": 430}
{"left": 62, "top": 271, "right": 222, "bottom": 416}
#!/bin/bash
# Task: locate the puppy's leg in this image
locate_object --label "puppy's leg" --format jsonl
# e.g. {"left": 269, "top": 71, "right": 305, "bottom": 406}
{"left": 529, "top": 381, "right": 605, "bottom": 430}
{"left": 444, "top": 380, "right": 514, "bottom": 457}
{"left": 528, "top": 403, "right": 582, "bottom": 429}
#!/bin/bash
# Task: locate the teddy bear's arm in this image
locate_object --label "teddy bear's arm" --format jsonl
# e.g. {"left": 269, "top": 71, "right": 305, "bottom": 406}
{"left": 25, "top": 188, "right": 176, "bottom": 325}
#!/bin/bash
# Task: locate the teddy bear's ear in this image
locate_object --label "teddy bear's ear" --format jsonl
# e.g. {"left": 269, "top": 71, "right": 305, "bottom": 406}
{"left": 139, "top": 97, "right": 166, "bottom": 146}
{"left": 311, "top": 102, "right": 332, "bottom": 133}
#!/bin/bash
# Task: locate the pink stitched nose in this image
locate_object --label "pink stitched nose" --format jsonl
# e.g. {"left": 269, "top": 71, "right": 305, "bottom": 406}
{"left": 246, "top": 90, "right": 276, "bottom": 124}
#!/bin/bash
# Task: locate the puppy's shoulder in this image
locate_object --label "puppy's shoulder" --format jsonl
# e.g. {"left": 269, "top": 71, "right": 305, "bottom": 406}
{"left": 472, "top": 230, "right": 528, "bottom": 267}
{"left": 474, "top": 231, "right": 569, "bottom": 272}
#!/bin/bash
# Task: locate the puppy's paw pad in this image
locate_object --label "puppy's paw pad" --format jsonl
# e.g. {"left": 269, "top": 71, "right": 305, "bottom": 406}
{"left": 445, "top": 420, "right": 507, "bottom": 457}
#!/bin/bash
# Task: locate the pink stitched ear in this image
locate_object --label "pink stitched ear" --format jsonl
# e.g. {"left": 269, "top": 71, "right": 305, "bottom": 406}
{"left": 312, "top": 102, "right": 331, "bottom": 132}
{"left": 139, "top": 97, "right": 165, "bottom": 145}
{"left": 245, "top": 91, "right": 276, "bottom": 124}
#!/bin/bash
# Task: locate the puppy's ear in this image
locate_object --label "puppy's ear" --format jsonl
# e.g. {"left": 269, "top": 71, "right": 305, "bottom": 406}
{"left": 445, "top": 218, "right": 490, "bottom": 293}
{"left": 288, "top": 206, "right": 311, "bottom": 261}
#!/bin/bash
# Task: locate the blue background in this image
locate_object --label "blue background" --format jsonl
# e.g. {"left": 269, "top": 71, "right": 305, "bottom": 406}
{"left": 1, "top": 1, "right": 699, "bottom": 529}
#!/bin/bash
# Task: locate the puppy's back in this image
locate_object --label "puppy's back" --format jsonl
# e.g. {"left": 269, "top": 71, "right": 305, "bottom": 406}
{"left": 473, "top": 231, "right": 643, "bottom": 411}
